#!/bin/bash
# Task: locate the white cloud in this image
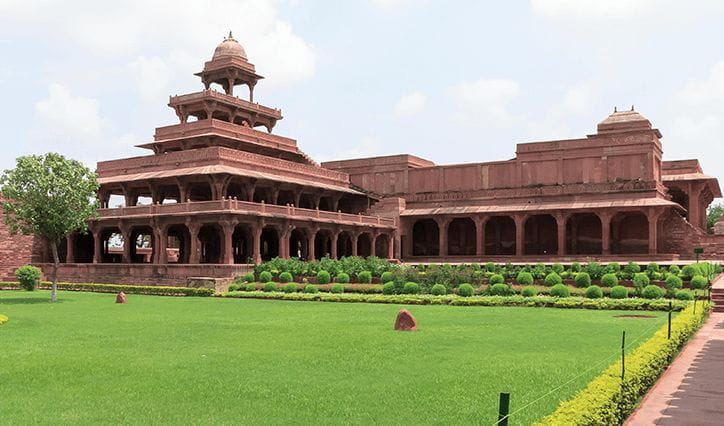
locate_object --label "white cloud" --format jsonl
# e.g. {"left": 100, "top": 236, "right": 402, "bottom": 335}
{"left": 448, "top": 78, "right": 521, "bottom": 127}
{"left": 369, "top": 0, "right": 409, "bottom": 8}
{"left": 393, "top": 91, "right": 426, "bottom": 117}
{"left": 677, "top": 61, "right": 724, "bottom": 106}
{"left": 315, "top": 137, "right": 381, "bottom": 163}
{"left": 531, "top": 0, "right": 656, "bottom": 20}
{"left": 525, "top": 83, "right": 595, "bottom": 140}
{"left": 127, "top": 56, "right": 173, "bottom": 103}
{"left": 35, "top": 83, "right": 106, "bottom": 141}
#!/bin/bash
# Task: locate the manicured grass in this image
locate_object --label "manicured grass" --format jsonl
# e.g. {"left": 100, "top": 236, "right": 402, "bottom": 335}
{"left": 0, "top": 291, "right": 668, "bottom": 424}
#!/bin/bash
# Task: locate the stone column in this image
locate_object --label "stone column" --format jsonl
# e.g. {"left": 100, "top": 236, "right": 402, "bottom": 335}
{"left": 65, "top": 234, "right": 75, "bottom": 263}
{"left": 331, "top": 230, "right": 339, "bottom": 260}
{"left": 121, "top": 227, "right": 131, "bottom": 263}
{"left": 188, "top": 223, "right": 201, "bottom": 264}
{"left": 555, "top": 213, "right": 567, "bottom": 256}
{"left": 351, "top": 232, "right": 359, "bottom": 257}
{"left": 388, "top": 233, "right": 395, "bottom": 260}
{"left": 221, "top": 222, "right": 235, "bottom": 264}
{"left": 437, "top": 217, "right": 450, "bottom": 257}
{"left": 307, "top": 228, "right": 317, "bottom": 261}
{"left": 371, "top": 231, "right": 380, "bottom": 257}
{"left": 92, "top": 229, "right": 102, "bottom": 264}
{"left": 647, "top": 209, "right": 660, "bottom": 255}
{"left": 599, "top": 212, "right": 611, "bottom": 255}
{"left": 514, "top": 215, "right": 526, "bottom": 257}
{"left": 280, "top": 225, "right": 292, "bottom": 259}
{"left": 156, "top": 225, "right": 169, "bottom": 264}
{"left": 252, "top": 225, "right": 263, "bottom": 265}
{"left": 474, "top": 217, "right": 486, "bottom": 256}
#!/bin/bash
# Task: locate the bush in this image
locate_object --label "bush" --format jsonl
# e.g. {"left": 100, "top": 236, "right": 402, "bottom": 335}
{"left": 570, "top": 262, "right": 582, "bottom": 273}
{"left": 680, "top": 264, "right": 701, "bottom": 280}
{"left": 336, "top": 272, "right": 350, "bottom": 284}
{"left": 15, "top": 265, "right": 41, "bottom": 291}
{"left": 633, "top": 273, "right": 650, "bottom": 294}
{"left": 245, "top": 283, "right": 257, "bottom": 292}
{"left": 330, "top": 284, "right": 345, "bottom": 294}
{"left": 516, "top": 271, "right": 534, "bottom": 286}
{"left": 457, "top": 283, "right": 474, "bottom": 297}
{"left": 665, "top": 274, "right": 683, "bottom": 293}
{"left": 316, "top": 270, "right": 331, "bottom": 284}
{"left": 601, "top": 273, "right": 619, "bottom": 287}
{"left": 606, "top": 262, "right": 620, "bottom": 274}
{"left": 382, "top": 282, "right": 396, "bottom": 295}
{"left": 586, "top": 285, "right": 603, "bottom": 299}
{"left": 431, "top": 284, "right": 447, "bottom": 295}
{"left": 574, "top": 272, "right": 591, "bottom": 288}
{"left": 675, "top": 289, "right": 695, "bottom": 300}
{"left": 259, "top": 271, "right": 273, "bottom": 282}
{"left": 691, "top": 275, "right": 708, "bottom": 290}
{"left": 610, "top": 285, "right": 629, "bottom": 299}
{"left": 304, "top": 284, "right": 319, "bottom": 294}
{"left": 242, "top": 272, "right": 255, "bottom": 283}
{"left": 544, "top": 272, "right": 562, "bottom": 287}
{"left": 642, "top": 285, "right": 665, "bottom": 299}
{"left": 550, "top": 284, "right": 570, "bottom": 298}
{"left": 228, "top": 283, "right": 239, "bottom": 292}
{"left": 668, "top": 265, "right": 680, "bottom": 275}
{"left": 552, "top": 263, "right": 564, "bottom": 274}
{"left": 403, "top": 282, "right": 420, "bottom": 294}
{"left": 521, "top": 286, "right": 537, "bottom": 297}
{"left": 357, "top": 271, "right": 372, "bottom": 284}
{"left": 380, "top": 271, "right": 394, "bottom": 283}
{"left": 624, "top": 262, "right": 641, "bottom": 277}
{"left": 489, "top": 274, "right": 505, "bottom": 285}
{"left": 485, "top": 262, "right": 496, "bottom": 272}
{"left": 263, "top": 281, "right": 277, "bottom": 292}
{"left": 282, "top": 283, "right": 297, "bottom": 293}
{"left": 646, "top": 262, "right": 660, "bottom": 274}
{"left": 279, "top": 272, "right": 293, "bottom": 283}
{"left": 490, "top": 283, "right": 511, "bottom": 296}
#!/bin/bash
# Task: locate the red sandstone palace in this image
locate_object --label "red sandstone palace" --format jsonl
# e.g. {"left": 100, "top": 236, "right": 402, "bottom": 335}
{"left": 2, "top": 34, "right": 723, "bottom": 285}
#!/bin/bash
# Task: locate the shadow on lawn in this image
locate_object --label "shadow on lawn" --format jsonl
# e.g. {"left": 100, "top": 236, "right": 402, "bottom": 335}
{"left": 0, "top": 297, "right": 68, "bottom": 305}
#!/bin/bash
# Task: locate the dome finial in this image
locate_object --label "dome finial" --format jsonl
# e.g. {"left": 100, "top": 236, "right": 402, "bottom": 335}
{"left": 631, "top": 104, "right": 634, "bottom": 111}
{"left": 228, "top": 30, "right": 233, "bottom": 39}
{"left": 614, "top": 106, "right": 617, "bottom": 113}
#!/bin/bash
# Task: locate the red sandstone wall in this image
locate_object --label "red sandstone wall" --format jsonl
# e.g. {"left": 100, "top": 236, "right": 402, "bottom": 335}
{"left": 0, "top": 218, "right": 45, "bottom": 281}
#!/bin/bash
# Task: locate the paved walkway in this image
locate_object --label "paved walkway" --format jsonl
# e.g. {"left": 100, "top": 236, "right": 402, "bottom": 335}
{"left": 626, "top": 312, "right": 724, "bottom": 425}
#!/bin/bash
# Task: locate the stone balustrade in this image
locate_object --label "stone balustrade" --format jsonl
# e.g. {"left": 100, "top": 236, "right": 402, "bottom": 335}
{"left": 169, "top": 89, "right": 282, "bottom": 117}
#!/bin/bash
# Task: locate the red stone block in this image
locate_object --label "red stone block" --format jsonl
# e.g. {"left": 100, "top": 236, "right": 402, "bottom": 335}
{"left": 394, "top": 309, "right": 417, "bottom": 331}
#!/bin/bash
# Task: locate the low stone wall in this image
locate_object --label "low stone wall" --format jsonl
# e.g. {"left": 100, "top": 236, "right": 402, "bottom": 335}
{"left": 35, "top": 263, "right": 253, "bottom": 288}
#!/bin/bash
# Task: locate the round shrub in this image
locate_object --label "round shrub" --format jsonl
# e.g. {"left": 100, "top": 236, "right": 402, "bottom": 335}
{"left": 15, "top": 265, "right": 41, "bottom": 291}
{"left": 357, "top": 270, "right": 372, "bottom": 284}
{"left": 521, "top": 286, "right": 537, "bottom": 297}
{"left": 304, "top": 284, "right": 319, "bottom": 294}
{"left": 647, "top": 262, "right": 660, "bottom": 273}
{"left": 516, "top": 271, "right": 534, "bottom": 286}
{"left": 610, "top": 285, "right": 629, "bottom": 299}
{"left": 624, "top": 262, "right": 641, "bottom": 276}
{"left": 668, "top": 265, "right": 681, "bottom": 275}
{"left": 403, "top": 282, "right": 420, "bottom": 294}
{"left": 574, "top": 272, "right": 591, "bottom": 288}
{"left": 380, "top": 271, "right": 394, "bottom": 283}
{"left": 490, "top": 283, "right": 511, "bottom": 296}
{"left": 633, "top": 273, "right": 650, "bottom": 294}
{"left": 552, "top": 263, "right": 564, "bottom": 274}
{"left": 259, "top": 271, "right": 273, "bottom": 283}
{"left": 489, "top": 274, "right": 505, "bottom": 285}
{"left": 549, "top": 284, "right": 570, "bottom": 298}
{"left": 570, "top": 262, "right": 582, "bottom": 273}
{"left": 263, "top": 281, "right": 277, "bottom": 292}
{"left": 675, "top": 289, "right": 695, "bottom": 300}
{"left": 242, "top": 272, "right": 255, "bottom": 282}
{"left": 382, "top": 282, "right": 396, "bottom": 295}
{"left": 228, "top": 283, "right": 239, "bottom": 292}
{"left": 283, "top": 283, "right": 297, "bottom": 293}
{"left": 642, "top": 285, "right": 665, "bottom": 299}
{"left": 585, "top": 285, "right": 603, "bottom": 299}
{"left": 279, "top": 272, "right": 293, "bottom": 283}
{"left": 336, "top": 272, "right": 350, "bottom": 284}
{"left": 681, "top": 264, "right": 701, "bottom": 280}
{"left": 691, "top": 275, "right": 708, "bottom": 290}
{"left": 601, "top": 273, "right": 619, "bottom": 287}
{"left": 316, "top": 270, "right": 331, "bottom": 284}
{"left": 245, "top": 283, "right": 257, "bottom": 291}
{"left": 330, "top": 284, "right": 345, "bottom": 294}
{"left": 431, "top": 284, "right": 447, "bottom": 296}
{"left": 665, "top": 274, "right": 683, "bottom": 292}
{"left": 457, "top": 283, "right": 474, "bottom": 297}
{"left": 544, "top": 272, "right": 562, "bottom": 287}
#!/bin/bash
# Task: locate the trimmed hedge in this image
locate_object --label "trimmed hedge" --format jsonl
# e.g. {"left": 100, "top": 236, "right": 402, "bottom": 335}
{"left": 516, "top": 272, "right": 534, "bottom": 286}
{"left": 431, "top": 284, "right": 447, "bottom": 295}
{"left": 549, "top": 284, "right": 570, "bottom": 298}
{"left": 336, "top": 272, "right": 350, "bottom": 284}
{"left": 16, "top": 265, "right": 41, "bottom": 291}
{"left": 263, "top": 282, "right": 277, "bottom": 292}
{"left": 283, "top": 283, "right": 297, "bottom": 293}
{"left": 219, "top": 291, "right": 692, "bottom": 311}
{"left": 457, "top": 283, "right": 474, "bottom": 297}
{"left": 330, "top": 284, "right": 345, "bottom": 294}
{"left": 357, "top": 271, "right": 373, "bottom": 284}
{"left": 610, "top": 285, "right": 629, "bottom": 299}
{"left": 585, "top": 285, "right": 603, "bottom": 299}
{"left": 536, "top": 303, "right": 709, "bottom": 425}
{"left": 259, "top": 271, "right": 273, "bottom": 282}
{"left": 574, "top": 272, "right": 591, "bottom": 288}
{"left": 0, "top": 314, "right": 7, "bottom": 326}
{"left": 279, "top": 272, "right": 293, "bottom": 283}
{"left": 521, "top": 286, "right": 537, "bottom": 297}
{"left": 2, "top": 281, "right": 215, "bottom": 297}
{"left": 544, "top": 272, "right": 562, "bottom": 287}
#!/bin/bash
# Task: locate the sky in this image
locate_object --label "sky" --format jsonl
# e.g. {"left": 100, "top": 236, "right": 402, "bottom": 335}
{"left": 2, "top": 0, "right": 724, "bottom": 190}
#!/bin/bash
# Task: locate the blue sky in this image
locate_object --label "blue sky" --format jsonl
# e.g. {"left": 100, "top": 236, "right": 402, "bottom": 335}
{"left": 2, "top": 0, "right": 724, "bottom": 187}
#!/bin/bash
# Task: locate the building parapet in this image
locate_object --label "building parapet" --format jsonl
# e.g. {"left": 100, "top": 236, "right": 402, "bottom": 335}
{"left": 169, "top": 89, "right": 282, "bottom": 118}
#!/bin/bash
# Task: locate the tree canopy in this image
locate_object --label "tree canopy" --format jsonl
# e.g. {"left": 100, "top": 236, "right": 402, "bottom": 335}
{"left": 707, "top": 203, "right": 724, "bottom": 233}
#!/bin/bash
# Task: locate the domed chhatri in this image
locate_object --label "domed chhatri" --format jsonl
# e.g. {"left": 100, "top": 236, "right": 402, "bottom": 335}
{"left": 212, "top": 31, "right": 247, "bottom": 60}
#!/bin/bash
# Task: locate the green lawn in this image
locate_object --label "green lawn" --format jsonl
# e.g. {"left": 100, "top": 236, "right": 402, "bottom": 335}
{"left": 0, "top": 291, "right": 668, "bottom": 425}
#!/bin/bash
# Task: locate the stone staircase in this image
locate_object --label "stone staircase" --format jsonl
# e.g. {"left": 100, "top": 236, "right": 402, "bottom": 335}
{"left": 712, "top": 274, "right": 724, "bottom": 313}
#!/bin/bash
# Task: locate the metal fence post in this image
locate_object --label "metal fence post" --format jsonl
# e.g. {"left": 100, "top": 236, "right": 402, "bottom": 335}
{"left": 497, "top": 392, "right": 510, "bottom": 426}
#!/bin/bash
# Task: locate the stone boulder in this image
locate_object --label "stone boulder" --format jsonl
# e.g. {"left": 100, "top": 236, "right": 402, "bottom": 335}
{"left": 394, "top": 309, "right": 417, "bottom": 331}
{"left": 116, "top": 292, "right": 126, "bottom": 304}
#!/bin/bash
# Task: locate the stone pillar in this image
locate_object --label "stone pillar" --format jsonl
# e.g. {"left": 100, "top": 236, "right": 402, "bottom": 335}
{"left": 388, "top": 233, "right": 395, "bottom": 260}
{"left": 280, "top": 225, "right": 292, "bottom": 259}
{"left": 307, "top": 228, "right": 317, "bottom": 261}
{"left": 688, "top": 182, "right": 701, "bottom": 229}
{"left": 555, "top": 213, "right": 567, "bottom": 256}
{"left": 647, "top": 209, "right": 660, "bottom": 255}
{"left": 474, "top": 217, "right": 486, "bottom": 256}
{"left": 351, "top": 232, "right": 359, "bottom": 257}
{"left": 514, "top": 215, "right": 526, "bottom": 257}
{"left": 188, "top": 223, "right": 201, "bottom": 264}
{"left": 437, "top": 217, "right": 450, "bottom": 257}
{"left": 371, "top": 232, "right": 379, "bottom": 257}
{"left": 156, "top": 225, "right": 169, "bottom": 264}
{"left": 331, "top": 230, "right": 339, "bottom": 260}
{"left": 222, "top": 222, "right": 235, "bottom": 264}
{"left": 65, "top": 234, "right": 75, "bottom": 263}
{"left": 599, "top": 212, "right": 611, "bottom": 255}
{"left": 92, "top": 229, "right": 102, "bottom": 264}
{"left": 120, "top": 227, "right": 131, "bottom": 263}
{"left": 252, "top": 225, "right": 262, "bottom": 265}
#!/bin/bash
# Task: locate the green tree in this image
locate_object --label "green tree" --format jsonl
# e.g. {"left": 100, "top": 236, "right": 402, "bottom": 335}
{"left": 707, "top": 203, "right": 724, "bottom": 233}
{"left": 1, "top": 153, "right": 99, "bottom": 302}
